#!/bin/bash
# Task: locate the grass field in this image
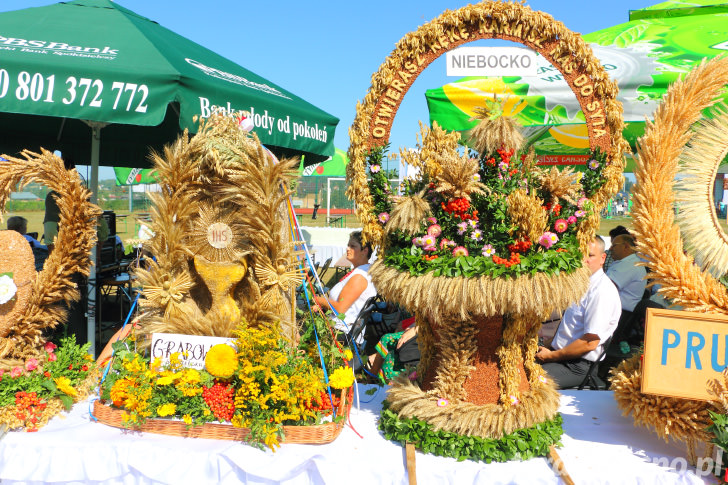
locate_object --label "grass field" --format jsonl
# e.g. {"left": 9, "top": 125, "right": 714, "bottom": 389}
{"left": 8, "top": 209, "right": 728, "bottom": 246}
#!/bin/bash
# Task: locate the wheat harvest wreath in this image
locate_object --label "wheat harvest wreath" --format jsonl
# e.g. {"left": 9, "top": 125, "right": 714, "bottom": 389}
{"left": 346, "top": 1, "right": 626, "bottom": 462}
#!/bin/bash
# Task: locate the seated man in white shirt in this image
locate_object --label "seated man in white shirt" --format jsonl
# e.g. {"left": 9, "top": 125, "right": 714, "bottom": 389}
{"left": 606, "top": 234, "right": 647, "bottom": 342}
{"left": 536, "top": 236, "right": 621, "bottom": 388}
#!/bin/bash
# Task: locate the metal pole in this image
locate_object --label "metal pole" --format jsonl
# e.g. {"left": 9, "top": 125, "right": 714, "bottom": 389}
{"left": 327, "top": 177, "right": 331, "bottom": 225}
{"left": 84, "top": 120, "right": 108, "bottom": 357}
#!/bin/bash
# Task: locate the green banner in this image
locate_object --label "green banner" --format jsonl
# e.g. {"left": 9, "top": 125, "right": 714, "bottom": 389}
{"left": 426, "top": 0, "right": 728, "bottom": 163}
{"left": 114, "top": 167, "right": 157, "bottom": 185}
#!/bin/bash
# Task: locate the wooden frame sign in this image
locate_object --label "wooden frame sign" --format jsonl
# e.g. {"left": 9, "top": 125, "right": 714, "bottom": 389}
{"left": 642, "top": 307, "right": 728, "bottom": 401}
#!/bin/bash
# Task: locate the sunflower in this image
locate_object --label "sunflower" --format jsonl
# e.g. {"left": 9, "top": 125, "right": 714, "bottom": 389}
{"left": 205, "top": 344, "right": 238, "bottom": 378}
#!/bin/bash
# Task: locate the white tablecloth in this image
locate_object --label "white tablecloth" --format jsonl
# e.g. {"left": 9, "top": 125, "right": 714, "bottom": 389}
{"left": 0, "top": 386, "right": 717, "bottom": 484}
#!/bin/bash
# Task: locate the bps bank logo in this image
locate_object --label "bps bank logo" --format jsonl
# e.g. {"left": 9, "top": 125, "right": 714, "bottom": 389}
{"left": 185, "top": 58, "right": 291, "bottom": 100}
{"left": 0, "top": 35, "right": 118, "bottom": 58}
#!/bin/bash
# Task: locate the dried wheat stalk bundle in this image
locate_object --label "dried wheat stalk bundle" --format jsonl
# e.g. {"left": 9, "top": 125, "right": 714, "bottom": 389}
{"left": 674, "top": 107, "right": 728, "bottom": 277}
{"left": 370, "top": 260, "right": 590, "bottom": 321}
{"left": 468, "top": 106, "right": 524, "bottom": 155}
{"left": 387, "top": 374, "right": 560, "bottom": 439}
{"left": 0, "top": 150, "right": 100, "bottom": 367}
{"left": 614, "top": 56, "right": 728, "bottom": 463}
{"left": 136, "top": 114, "right": 301, "bottom": 342}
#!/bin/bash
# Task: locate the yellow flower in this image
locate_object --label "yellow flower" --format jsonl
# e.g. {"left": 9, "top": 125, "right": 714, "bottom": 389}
{"left": 156, "top": 375, "right": 175, "bottom": 386}
{"left": 55, "top": 376, "right": 78, "bottom": 397}
{"left": 179, "top": 368, "right": 201, "bottom": 384}
{"left": 205, "top": 344, "right": 238, "bottom": 378}
{"left": 343, "top": 349, "right": 353, "bottom": 361}
{"left": 182, "top": 414, "right": 192, "bottom": 425}
{"left": 328, "top": 367, "right": 354, "bottom": 389}
{"left": 157, "top": 403, "right": 176, "bottom": 417}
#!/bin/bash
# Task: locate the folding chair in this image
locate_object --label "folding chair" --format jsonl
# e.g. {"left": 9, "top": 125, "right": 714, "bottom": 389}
{"left": 577, "top": 336, "right": 613, "bottom": 390}
{"left": 316, "top": 257, "right": 333, "bottom": 281}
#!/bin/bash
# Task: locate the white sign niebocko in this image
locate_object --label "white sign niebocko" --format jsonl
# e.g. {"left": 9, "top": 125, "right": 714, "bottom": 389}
{"left": 150, "top": 333, "right": 232, "bottom": 370}
{"left": 446, "top": 46, "right": 538, "bottom": 77}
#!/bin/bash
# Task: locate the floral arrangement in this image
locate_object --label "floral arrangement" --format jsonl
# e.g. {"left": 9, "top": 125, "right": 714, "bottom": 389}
{"left": 0, "top": 337, "right": 98, "bottom": 431}
{"left": 0, "top": 273, "right": 17, "bottom": 305}
{"left": 100, "top": 319, "right": 354, "bottom": 450}
{"left": 367, "top": 113, "right": 610, "bottom": 279}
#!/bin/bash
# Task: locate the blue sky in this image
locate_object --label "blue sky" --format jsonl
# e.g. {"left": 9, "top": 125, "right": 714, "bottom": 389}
{"left": 1, "top": 0, "right": 657, "bottom": 180}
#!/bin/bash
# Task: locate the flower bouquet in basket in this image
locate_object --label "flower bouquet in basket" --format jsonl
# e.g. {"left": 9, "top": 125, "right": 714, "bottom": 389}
{"left": 0, "top": 337, "right": 98, "bottom": 432}
{"left": 97, "top": 319, "right": 354, "bottom": 450}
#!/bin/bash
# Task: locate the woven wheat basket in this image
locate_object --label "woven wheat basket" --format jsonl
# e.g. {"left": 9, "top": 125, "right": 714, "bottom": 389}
{"left": 92, "top": 387, "right": 352, "bottom": 444}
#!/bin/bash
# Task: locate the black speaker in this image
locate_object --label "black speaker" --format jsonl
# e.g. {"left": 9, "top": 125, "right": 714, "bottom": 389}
{"left": 102, "top": 210, "right": 116, "bottom": 236}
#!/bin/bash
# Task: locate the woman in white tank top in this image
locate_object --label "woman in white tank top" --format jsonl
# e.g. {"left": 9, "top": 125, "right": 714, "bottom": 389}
{"left": 313, "top": 231, "right": 376, "bottom": 333}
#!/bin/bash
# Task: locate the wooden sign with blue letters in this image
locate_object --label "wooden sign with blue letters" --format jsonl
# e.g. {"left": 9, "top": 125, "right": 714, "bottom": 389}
{"left": 642, "top": 307, "right": 728, "bottom": 401}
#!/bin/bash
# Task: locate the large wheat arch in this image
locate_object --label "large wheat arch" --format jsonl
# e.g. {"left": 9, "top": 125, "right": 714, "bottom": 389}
{"left": 347, "top": 1, "right": 628, "bottom": 246}
{"left": 0, "top": 150, "right": 101, "bottom": 367}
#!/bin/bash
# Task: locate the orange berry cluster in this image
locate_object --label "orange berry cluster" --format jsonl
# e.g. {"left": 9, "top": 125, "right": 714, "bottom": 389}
{"left": 202, "top": 382, "right": 235, "bottom": 421}
{"left": 422, "top": 254, "right": 439, "bottom": 261}
{"left": 507, "top": 238, "right": 532, "bottom": 254}
{"left": 496, "top": 147, "right": 515, "bottom": 162}
{"left": 441, "top": 197, "right": 478, "bottom": 220}
{"left": 15, "top": 391, "right": 47, "bottom": 431}
{"left": 492, "top": 252, "right": 521, "bottom": 268}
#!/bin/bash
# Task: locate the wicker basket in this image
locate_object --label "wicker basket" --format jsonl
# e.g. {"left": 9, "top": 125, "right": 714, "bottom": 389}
{"left": 92, "top": 387, "right": 352, "bottom": 444}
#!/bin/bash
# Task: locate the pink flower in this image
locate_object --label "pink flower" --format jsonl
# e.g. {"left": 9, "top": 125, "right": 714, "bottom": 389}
{"left": 554, "top": 219, "right": 569, "bottom": 233}
{"left": 456, "top": 222, "right": 468, "bottom": 235}
{"left": 427, "top": 224, "right": 442, "bottom": 237}
{"left": 472, "top": 173, "right": 481, "bottom": 182}
{"left": 427, "top": 217, "right": 437, "bottom": 224}
{"left": 577, "top": 197, "right": 589, "bottom": 208}
{"left": 25, "top": 358, "right": 39, "bottom": 372}
{"left": 499, "top": 161, "right": 509, "bottom": 171}
{"left": 378, "top": 212, "right": 390, "bottom": 224}
{"left": 538, "top": 232, "right": 559, "bottom": 249}
{"left": 567, "top": 215, "right": 577, "bottom": 225}
{"left": 538, "top": 375, "right": 547, "bottom": 384}
{"left": 481, "top": 244, "right": 495, "bottom": 257}
{"left": 470, "top": 229, "right": 483, "bottom": 241}
{"left": 424, "top": 245, "right": 437, "bottom": 252}
{"left": 48, "top": 353, "right": 57, "bottom": 362}
{"left": 44, "top": 342, "right": 57, "bottom": 354}
{"left": 370, "top": 164, "right": 381, "bottom": 173}
{"left": 452, "top": 246, "right": 469, "bottom": 257}
{"left": 422, "top": 235, "right": 436, "bottom": 247}
{"left": 439, "top": 238, "right": 451, "bottom": 249}
{"left": 408, "top": 371, "right": 418, "bottom": 381}
{"left": 437, "top": 398, "right": 449, "bottom": 407}
{"left": 574, "top": 210, "right": 586, "bottom": 218}
{"left": 468, "top": 219, "right": 478, "bottom": 228}
{"left": 10, "top": 366, "right": 23, "bottom": 378}
{"left": 412, "top": 236, "right": 423, "bottom": 247}
{"left": 509, "top": 395, "right": 520, "bottom": 405}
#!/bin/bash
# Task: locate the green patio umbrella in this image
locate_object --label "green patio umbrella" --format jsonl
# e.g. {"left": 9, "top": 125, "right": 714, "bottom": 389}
{"left": 0, "top": 0, "right": 339, "bottom": 355}
{"left": 0, "top": 0, "right": 339, "bottom": 171}
{"left": 425, "top": 0, "right": 728, "bottom": 169}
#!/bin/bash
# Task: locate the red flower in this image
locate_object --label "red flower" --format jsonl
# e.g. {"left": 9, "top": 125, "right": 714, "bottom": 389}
{"left": 43, "top": 371, "right": 51, "bottom": 378}
{"left": 81, "top": 365, "right": 89, "bottom": 372}
{"left": 68, "top": 365, "right": 73, "bottom": 370}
